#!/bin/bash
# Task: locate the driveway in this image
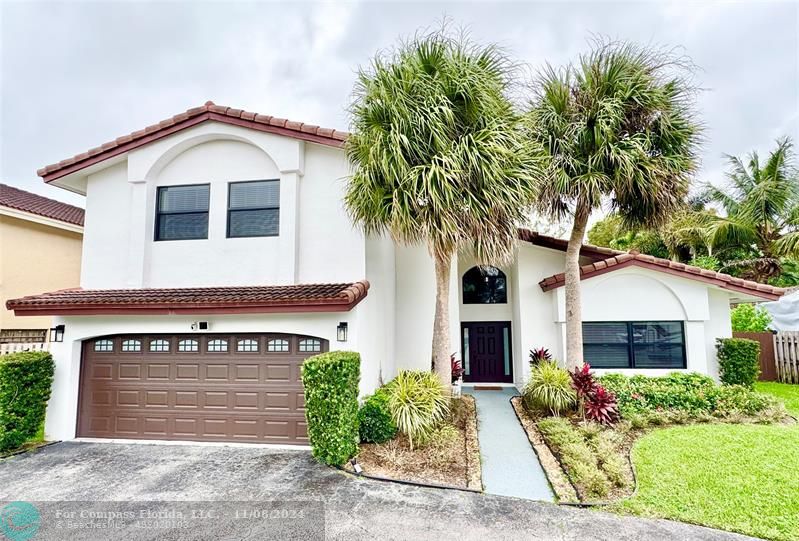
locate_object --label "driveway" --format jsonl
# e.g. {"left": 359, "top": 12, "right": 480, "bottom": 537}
{"left": 0, "top": 442, "right": 755, "bottom": 540}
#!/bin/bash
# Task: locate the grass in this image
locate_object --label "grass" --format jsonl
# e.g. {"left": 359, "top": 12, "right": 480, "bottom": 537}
{"left": 616, "top": 383, "right": 799, "bottom": 541}
{"left": 756, "top": 382, "right": 799, "bottom": 416}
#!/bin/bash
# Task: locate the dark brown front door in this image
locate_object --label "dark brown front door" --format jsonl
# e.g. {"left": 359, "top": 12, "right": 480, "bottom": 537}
{"left": 77, "top": 333, "right": 327, "bottom": 445}
{"left": 461, "top": 321, "right": 513, "bottom": 383}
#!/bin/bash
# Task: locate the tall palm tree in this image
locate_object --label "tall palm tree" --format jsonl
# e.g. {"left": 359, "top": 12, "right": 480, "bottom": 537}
{"left": 526, "top": 40, "right": 701, "bottom": 368}
{"left": 345, "top": 30, "right": 540, "bottom": 384}
{"left": 704, "top": 137, "right": 799, "bottom": 281}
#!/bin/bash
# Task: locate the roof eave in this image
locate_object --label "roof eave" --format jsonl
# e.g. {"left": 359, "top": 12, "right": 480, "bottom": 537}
{"left": 538, "top": 259, "right": 784, "bottom": 301}
{"left": 40, "top": 111, "right": 346, "bottom": 185}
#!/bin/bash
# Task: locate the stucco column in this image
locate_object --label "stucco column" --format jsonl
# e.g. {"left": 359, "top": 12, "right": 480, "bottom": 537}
{"left": 44, "top": 322, "right": 82, "bottom": 441}
{"left": 125, "top": 178, "right": 148, "bottom": 287}
{"left": 278, "top": 170, "right": 301, "bottom": 284}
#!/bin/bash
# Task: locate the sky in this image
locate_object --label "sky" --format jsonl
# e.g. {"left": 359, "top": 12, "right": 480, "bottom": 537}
{"left": 1, "top": 0, "right": 797, "bottom": 209}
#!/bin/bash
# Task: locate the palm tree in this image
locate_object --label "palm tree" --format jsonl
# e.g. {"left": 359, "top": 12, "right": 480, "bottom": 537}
{"left": 704, "top": 137, "right": 799, "bottom": 282}
{"left": 345, "top": 30, "right": 540, "bottom": 384}
{"left": 526, "top": 40, "right": 701, "bottom": 369}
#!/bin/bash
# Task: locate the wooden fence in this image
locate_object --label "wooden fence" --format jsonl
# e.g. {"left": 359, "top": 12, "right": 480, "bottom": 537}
{"left": 734, "top": 332, "right": 778, "bottom": 381}
{"left": 774, "top": 331, "right": 799, "bottom": 384}
{"left": 0, "top": 342, "right": 49, "bottom": 356}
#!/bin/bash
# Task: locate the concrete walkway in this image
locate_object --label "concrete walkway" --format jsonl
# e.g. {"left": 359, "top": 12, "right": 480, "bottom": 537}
{"left": 468, "top": 386, "right": 555, "bottom": 501}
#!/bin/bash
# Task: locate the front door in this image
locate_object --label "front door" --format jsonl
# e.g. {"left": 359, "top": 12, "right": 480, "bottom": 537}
{"left": 461, "top": 321, "right": 513, "bottom": 383}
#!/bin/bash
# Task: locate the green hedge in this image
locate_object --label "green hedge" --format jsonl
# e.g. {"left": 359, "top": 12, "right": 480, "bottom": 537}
{"left": 717, "top": 338, "right": 760, "bottom": 389}
{"left": 358, "top": 388, "right": 397, "bottom": 444}
{"left": 301, "top": 351, "right": 360, "bottom": 465}
{"left": 0, "top": 351, "right": 55, "bottom": 451}
{"left": 599, "top": 372, "right": 775, "bottom": 421}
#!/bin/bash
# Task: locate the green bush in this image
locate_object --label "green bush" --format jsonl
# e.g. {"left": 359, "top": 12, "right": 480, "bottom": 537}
{"left": 301, "top": 351, "right": 360, "bottom": 466}
{"left": 385, "top": 370, "right": 449, "bottom": 450}
{"left": 599, "top": 371, "right": 775, "bottom": 422}
{"left": 523, "top": 361, "right": 576, "bottom": 416}
{"left": 0, "top": 351, "right": 55, "bottom": 452}
{"left": 357, "top": 389, "right": 397, "bottom": 444}
{"left": 717, "top": 338, "right": 760, "bottom": 389}
{"left": 730, "top": 303, "right": 772, "bottom": 332}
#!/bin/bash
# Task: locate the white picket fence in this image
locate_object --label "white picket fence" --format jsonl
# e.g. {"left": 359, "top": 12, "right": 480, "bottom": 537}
{"left": 0, "top": 342, "right": 49, "bottom": 356}
{"left": 774, "top": 331, "right": 799, "bottom": 384}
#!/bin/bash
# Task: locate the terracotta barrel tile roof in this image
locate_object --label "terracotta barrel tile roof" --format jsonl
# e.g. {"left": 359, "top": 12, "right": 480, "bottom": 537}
{"left": 517, "top": 228, "right": 623, "bottom": 260}
{"left": 39, "top": 101, "right": 350, "bottom": 183}
{"left": 7, "top": 281, "right": 369, "bottom": 316}
{"left": 537, "top": 252, "right": 785, "bottom": 300}
{"left": 0, "top": 183, "right": 84, "bottom": 226}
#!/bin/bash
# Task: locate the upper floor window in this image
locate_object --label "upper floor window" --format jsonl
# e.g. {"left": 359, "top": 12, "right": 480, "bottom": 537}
{"left": 227, "top": 180, "right": 279, "bottom": 238}
{"left": 462, "top": 266, "right": 507, "bottom": 304}
{"left": 583, "top": 321, "right": 686, "bottom": 369}
{"left": 155, "top": 184, "right": 210, "bottom": 241}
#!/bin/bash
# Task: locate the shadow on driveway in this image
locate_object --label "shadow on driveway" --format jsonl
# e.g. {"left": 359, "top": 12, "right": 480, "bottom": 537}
{"left": 0, "top": 442, "right": 755, "bottom": 540}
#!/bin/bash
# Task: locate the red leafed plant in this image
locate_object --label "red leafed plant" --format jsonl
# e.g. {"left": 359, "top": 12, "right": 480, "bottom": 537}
{"left": 451, "top": 352, "right": 465, "bottom": 383}
{"left": 584, "top": 385, "right": 620, "bottom": 425}
{"left": 569, "top": 363, "right": 597, "bottom": 398}
{"left": 529, "top": 347, "right": 552, "bottom": 367}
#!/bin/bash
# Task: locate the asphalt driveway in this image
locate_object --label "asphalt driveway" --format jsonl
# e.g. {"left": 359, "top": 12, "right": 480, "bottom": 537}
{"left": 0, "top": 442, "right": 756, "bottom": 540}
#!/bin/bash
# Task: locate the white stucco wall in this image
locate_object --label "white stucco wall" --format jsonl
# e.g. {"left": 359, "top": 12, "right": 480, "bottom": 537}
{"left": 80, "top": 121, "right": 364, "bottom": 289}
{"left": 545, "top": 266, "right": 731, "bottom": 378}
{"left": 44, "top": 310, "right": 373, "bottom": 442}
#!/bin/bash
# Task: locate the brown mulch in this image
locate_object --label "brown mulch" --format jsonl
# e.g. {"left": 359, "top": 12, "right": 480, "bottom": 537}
{"left": 350, "top": 395, "right": 481, "bottom": 490}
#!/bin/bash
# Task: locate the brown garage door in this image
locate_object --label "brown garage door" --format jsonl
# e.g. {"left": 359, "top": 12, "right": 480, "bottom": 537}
{"left": 77, "top": 333, "right": 327, "bottom": 444}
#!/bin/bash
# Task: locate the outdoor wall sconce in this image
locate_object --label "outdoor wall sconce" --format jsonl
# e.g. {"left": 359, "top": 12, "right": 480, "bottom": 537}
{"left": 49, "top": 325, "right": 65, "bottom": 343}
{"left": 337, "top": 322, "right": 348, "bottom": 342}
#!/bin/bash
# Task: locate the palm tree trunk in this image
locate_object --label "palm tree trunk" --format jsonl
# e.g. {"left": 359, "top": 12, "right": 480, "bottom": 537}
{"left": 432, "top": 250, "right": 453, "bottom": 387}
{"left": 565, "top": 202, "right": 591, "bottom": 369}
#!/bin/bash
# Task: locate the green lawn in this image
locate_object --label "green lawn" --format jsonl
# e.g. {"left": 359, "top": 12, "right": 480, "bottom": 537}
{"left": 617, "top": 425, "right": 799, "bottom": 540}
{"left": 616, "top": 383, "right": 799, "bottom": 541}
{"left": 757, "top": 382, "right": 799, "bottom": 416}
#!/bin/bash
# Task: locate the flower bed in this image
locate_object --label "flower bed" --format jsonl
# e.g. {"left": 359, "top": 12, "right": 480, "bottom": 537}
{"left": 514, "top": 364, "right": 790, "bottom": 504}
{"left": 348, "top": 395, "right": 481, "bottom": 489}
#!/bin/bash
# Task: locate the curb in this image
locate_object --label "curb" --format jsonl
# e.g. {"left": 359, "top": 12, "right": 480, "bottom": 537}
{"left": 0, "top": 440, "right": 61, "bottom": 460}
{"left": 334, "top": 463, "right": 482, "bottom": 494}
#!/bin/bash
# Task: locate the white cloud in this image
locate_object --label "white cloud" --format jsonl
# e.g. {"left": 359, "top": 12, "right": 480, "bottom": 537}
{"left": 1, "top": 0, "right": 796, "bottom": 208}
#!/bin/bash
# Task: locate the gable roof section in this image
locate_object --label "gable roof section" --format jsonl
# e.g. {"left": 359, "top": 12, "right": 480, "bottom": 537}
{"left": 0, "top": 183, "right": 84, "bottom": 226}
{"left": 7, "top": 281, "right": 369, "bottom": 316}
{"left": 538, "top": 251, "right": 785, "bottom": 300}
{"left": 38, "top": 102, "right": 350, "bottom": 183}
{"left": 518, "top": 228, "right": 623, "bottom": 260}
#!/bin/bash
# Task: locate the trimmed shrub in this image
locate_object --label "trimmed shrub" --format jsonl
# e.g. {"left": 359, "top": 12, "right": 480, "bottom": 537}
{"left": 385, "top": 370, "right": 449, "bottom": 450}
{"left": 301, "top": 351, "right": 360, "bottom": 465}
{"left": 0, "top": 351, "right": 55, "bottom": 452}
{"left": 598, "top": 371, "right": 776, "bottom": 422}
{"left": 358, "top": 389, "right": 397, "bottom": 444}
{"left": 717, "top": 338, "right": 761, "bottom": 389}
{"left": 730, "top": 303, "right": 772, "bottom": 332}
{"left": 523, "top": 361, "right": 576, "bottom": 416}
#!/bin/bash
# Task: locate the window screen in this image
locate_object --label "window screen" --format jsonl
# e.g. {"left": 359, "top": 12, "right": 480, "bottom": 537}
{"left": 155, "top": 184, "right": 210, "bottom": 241}
{"left": 583, "top": 321, "right": 686, "bottom": 369}
{"left": 228, "top": 180, "right": 279, "bottom": 237}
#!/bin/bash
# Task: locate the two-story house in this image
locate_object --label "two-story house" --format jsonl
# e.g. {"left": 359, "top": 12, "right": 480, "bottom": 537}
{"left": 7, "top": 102, "right": 784, "bottom": 446}
{"left": 1, "top": 183, "right": 83, "bottom": 351}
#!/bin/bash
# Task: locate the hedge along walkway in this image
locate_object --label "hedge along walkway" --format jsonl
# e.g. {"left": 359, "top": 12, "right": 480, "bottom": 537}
{"left": 467, "top": 386, "right": 554, "bottom": 501}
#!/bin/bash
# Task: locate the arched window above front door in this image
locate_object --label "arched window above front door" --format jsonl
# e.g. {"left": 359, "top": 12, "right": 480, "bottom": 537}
{"left": 462, "top": 266, "right": 507, "bottom": 304}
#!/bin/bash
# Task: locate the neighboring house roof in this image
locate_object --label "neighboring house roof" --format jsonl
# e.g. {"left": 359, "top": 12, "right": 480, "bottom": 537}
{"left": 0, "top": 183, "right": 84, "bottom": 226}
{"left": 538, "top": 251, "right": 785, "bottom": 300}
{"left": 38, "top": 101, "right": 350, "bottom": 183}
{"left": 7, "top": 281, "right": 369, "bottom": 316}
{"left": 517, "top": 228, "right": 623, "bottom": 260}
